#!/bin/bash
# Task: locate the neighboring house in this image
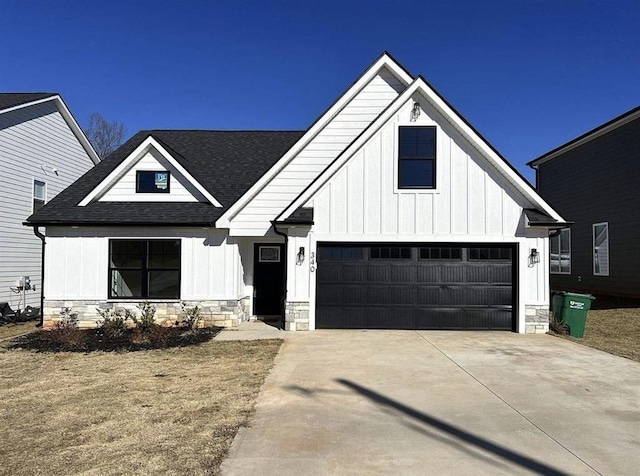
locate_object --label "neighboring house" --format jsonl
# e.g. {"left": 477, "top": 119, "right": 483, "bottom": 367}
{"left": 0, "top": 93, "right": 99, "bottom": 311}
{"left": 528, "top": 105, "right": 640, "bottom": 299}
{"left": 26, "top": 53, "right": 566, "bottom": 333}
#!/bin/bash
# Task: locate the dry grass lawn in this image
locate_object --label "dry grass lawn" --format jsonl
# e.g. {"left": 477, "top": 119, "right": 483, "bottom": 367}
{"left": 0, "top": 338, "right": 282, "bottom": 475}
{"left": 0, "top": 320, "right": 38, "bottom": 341}
{"left": 561, "top": 308, "right": 640, "bottom": 362}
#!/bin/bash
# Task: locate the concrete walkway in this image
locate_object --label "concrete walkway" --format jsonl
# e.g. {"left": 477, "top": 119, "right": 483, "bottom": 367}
{"left": 214, "top": 320, "right": 285, "bottom": 341}
{"left": 222, "top": 330, "right": 640, "bottom": 475}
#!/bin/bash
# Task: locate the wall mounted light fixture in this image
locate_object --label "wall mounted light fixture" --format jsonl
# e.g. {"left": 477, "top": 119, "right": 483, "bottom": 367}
{"left": 410, "top": 101, "right": 421, "bottom": 121}
{"left": 530, "top": 248, "right": 540, "bottom": 265}
{"left": 297, "top": 246, "right": 305, "bottom": 265}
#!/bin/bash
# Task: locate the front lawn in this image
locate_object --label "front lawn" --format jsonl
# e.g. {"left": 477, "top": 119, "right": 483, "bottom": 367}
{"left": 0, "top": 338, "right": 282, "bottom": 475}
{"left": 560, "top": 308, "right": 640, "bottom": 362}
{"left": 0, "top": 320, "right": 38, "bottom": 341}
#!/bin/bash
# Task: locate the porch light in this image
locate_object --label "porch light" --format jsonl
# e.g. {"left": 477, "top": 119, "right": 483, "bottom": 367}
{"left": 530, "top": 248, "right": 540, "bottom": 265}
{"left": 297, "top": 247, "right": 305, "bottom": 265}
{"left": 410, "top": 101, "right": 421, "bottom": 121}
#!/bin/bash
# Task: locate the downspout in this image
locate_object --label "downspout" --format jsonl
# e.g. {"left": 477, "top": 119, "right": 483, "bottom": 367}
{"left": 32, "top": 226, "right": 45, "bottom": 327}
{"left": 271, "top": 221, "right": 288, "bottom": 327}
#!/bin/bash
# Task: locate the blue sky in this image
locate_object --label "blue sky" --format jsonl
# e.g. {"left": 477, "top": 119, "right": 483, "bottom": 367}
{"left": 1, "top": 1, "right": 639, "bottom": 181}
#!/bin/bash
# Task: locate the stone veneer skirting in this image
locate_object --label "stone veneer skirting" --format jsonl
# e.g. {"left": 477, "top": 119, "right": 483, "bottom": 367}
{"left": 43, "top": 297, "right": 251, "bottom": 330}
{"left": 524, "top": 304, "right": 550, "bottom": 334}
{"left": 284, "top": 301, "right": 310, "bottom": 331}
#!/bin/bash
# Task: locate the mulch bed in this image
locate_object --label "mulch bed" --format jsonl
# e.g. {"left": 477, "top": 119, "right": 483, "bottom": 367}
{"left": 8, "top": 326, "right": 222, "bottom": 353}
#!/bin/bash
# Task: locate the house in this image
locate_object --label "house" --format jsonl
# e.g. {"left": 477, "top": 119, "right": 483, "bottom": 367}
{"left": 528, "top": 105, "right": 640, "bottom": 299}
{"left": 0, "top": 93, "right": 99, "bottom": 313}
{"left": 25, "top": 53, "right": 566, "bottom": 333}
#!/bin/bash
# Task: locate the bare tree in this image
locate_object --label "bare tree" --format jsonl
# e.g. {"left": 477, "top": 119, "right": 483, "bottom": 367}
{"left": 85, "top": 112, "right": 126, "bottom": 159}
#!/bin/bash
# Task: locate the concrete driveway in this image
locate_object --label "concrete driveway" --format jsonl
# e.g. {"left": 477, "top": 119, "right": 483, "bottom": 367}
{"left": 221, "top": 331, "right": 640, "bottom": 475}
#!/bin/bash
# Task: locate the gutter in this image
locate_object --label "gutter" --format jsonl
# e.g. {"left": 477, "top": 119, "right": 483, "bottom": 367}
{"left": 32, "top": 226, "right": 46, "bottom": 327}
{"left": 271, "top": 221, "right": 288, "bottom": 328}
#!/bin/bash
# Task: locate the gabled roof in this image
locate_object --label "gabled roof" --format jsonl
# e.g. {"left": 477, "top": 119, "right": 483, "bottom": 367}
{"left": 528, "top": 104, "right": 640, "bottom": 168}
{"left": 0, "top": 93, "right": 57, "bottom": 111}
{"left": 0, "top": 92, "right": 101, "bottom": 164}
{"left": 26, "top": 130, "right": 304, "bottom": 226}
{"left": 277, "top": 75, "right": 566, "bottom": 224}
{"left": 215, "top": 51, "right": 414, "bottom": 228}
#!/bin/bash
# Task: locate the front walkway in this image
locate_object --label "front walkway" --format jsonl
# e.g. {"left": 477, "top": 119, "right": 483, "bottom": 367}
{"left": 222, "top": 330, "right": 640, "bottom": 475}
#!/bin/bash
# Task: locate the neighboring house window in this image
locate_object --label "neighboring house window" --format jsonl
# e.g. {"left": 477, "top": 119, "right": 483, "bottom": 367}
{"left": 33, "top": 180, "right": 46, "bottom": 212}
{"left": 550, "top": 228, "right": 571, "bottom": 274}
{"left": 136, "top": 171, "right": 170, "bottom": 193}
{"left": 398, "top": 126, "right": 436, "bottom": 188}
{"left": 593, "top": 222, "right": 609, "bottom": 276}
{"left": 109, "top": 240, "right": 180, "bottom": 299}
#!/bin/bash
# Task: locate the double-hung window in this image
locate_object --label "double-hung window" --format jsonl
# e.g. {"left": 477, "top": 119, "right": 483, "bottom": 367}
{"left": 33, "top": 180, "right": 46, "bottom": 212}
{"left": 109, "top": 239, "right": 181, "bottom": 299}
{"left": 550, "top": 228, "right": 571, "bottom": 274}
{"left": 398, "top": 126, "right": 436, "bottom": 188}
{"left": 593, "top": 222, "right": 609, "bottom": 276}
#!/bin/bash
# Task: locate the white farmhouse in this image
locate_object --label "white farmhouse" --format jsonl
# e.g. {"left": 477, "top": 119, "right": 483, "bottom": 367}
{"left": 26, "top": 53, "right": 565, "bottom": 333}
{"left": 1, "top": 94, "right": 99, "bottom": 313}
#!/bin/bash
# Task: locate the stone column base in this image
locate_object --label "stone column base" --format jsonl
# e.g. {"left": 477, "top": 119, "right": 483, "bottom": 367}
{"left": 285, "top": 301, "right": 310, "bottom": 331}
{"left": 525, "top": 305, "right": 550, "bottom": 334}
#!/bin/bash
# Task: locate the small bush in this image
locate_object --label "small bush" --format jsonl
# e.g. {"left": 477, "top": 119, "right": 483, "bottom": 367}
{"left": 132, "top": 301, "right": 158, "bottom": 333}
{"left": 550, "top": 318, "right": 568, "bottom": 335}
{"left": 178, "top": 302, "right": 203, "bottom": 332}
{"left": 97, "top": 308, "right": 134, "bottom": 341}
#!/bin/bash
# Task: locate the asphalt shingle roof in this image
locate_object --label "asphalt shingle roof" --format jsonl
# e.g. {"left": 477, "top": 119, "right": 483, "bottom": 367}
{"left": 26, "top": 130, "right": 304, "bottom": 226}
{"left": 0, "top": 93, "right": 57, "bottom": 111}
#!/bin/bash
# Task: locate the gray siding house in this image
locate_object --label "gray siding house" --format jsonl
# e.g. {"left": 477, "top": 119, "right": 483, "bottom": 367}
{"left": 528, "top": 105, "right": 640, "bottom": 298}
{"left": 0, "top": 93, "right": 99, "bottom": 311}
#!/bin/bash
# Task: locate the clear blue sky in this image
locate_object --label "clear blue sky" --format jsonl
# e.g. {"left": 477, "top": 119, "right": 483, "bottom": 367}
{"left": 2, "top": 1, "right": 639, "bottom": 181}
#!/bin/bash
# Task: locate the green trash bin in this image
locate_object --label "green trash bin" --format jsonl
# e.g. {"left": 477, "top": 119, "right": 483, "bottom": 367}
{"left": 560, "top": 292, "right": 595, "bottom": 338}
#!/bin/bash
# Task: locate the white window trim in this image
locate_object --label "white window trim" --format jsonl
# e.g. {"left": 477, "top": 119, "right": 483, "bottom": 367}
{"left": 550, "top": 228, "right": 571, "bottom": 275}
{"left": 593, "top": 222, "right": 610, "bottom": 276}
{"left": 32, "top": 179, "right": 46, "bottom": 213}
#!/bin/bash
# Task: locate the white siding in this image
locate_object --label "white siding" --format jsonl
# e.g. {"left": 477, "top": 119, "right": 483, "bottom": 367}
{"left": 309, "top": 95, "right": 535, "bottom": 239}
{"left": 99, "top": 149, "right": 204, "bottom": 202}
{"left": 45, "top": 227, "right": 245, "bottom": 301}
{"left": 0, "top": 101, "right": 95, "bottom": 308}
{"left": 229, "top": 67, "right": 405, "bottom": 235}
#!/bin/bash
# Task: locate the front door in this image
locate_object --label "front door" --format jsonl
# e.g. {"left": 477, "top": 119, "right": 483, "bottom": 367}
{"left": 253, "top": 244, "right": 285, "bottom": 317}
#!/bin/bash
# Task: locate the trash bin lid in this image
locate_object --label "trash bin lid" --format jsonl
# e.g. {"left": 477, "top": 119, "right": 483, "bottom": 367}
{"left": 565, "top": 292, "right": 595, "bottom": 300}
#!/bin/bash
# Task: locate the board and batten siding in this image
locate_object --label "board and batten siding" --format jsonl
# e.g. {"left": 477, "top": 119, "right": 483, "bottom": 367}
{"left": 99, "top": 149, "right": 204, "bottom": 202}
{"left": 537, "top": 117, "right": 640, "bottom": 297}
{"left": 228, "top": 67, "right": 406, "bottom": 236}
{"left": 290, "top": 94, "right": 550, "bottom": 328}
{"left": 44, "top": 227, "right": 247, "bottom": 301}
{"left": 0, "top": 101, "right": 95, "bottom": 307}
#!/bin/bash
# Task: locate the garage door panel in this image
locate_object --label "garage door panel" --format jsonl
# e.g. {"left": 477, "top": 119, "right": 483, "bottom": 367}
{"left": 316, "top": 244, "right": 514, "bottom": 330}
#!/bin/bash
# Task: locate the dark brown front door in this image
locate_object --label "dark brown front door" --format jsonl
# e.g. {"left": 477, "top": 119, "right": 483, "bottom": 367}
{"left": 253, "top": 244, "right": 285, "bottom": 316}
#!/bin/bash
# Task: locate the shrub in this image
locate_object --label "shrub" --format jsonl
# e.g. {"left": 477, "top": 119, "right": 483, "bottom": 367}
{"left": 179, "top": 302, "right": 202, "bottom": 332}
{"left": 132, "top": 301, "right": 158, "bottom": 333}
{"left": 97, "top": 308, "right": 134, "bottom": 341}
{"left": 46, "top": 307, "right": 86, "bottom": 350}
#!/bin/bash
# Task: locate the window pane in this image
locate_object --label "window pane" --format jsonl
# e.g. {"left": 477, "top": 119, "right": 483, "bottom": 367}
{"left": 33, "top": 180, "right": 46, "bottom": 200}
{"left": 137, "top": 171, "right": 170, "bottom": 193}
{"left": 399, "top": 127, "right": 435, "bottom": 159}
{"left": 33, "top": 199, "right": 44, "bottom": 212}
{"left": 399, "top": 159, "right": 434, "bottom": 188}
{"left": 148, "top": 270, "right": 180, "bottom": 298}
{"left": 111, "top": 270, "right": 142, "bottom": 297}
{"left": 148, "top": 240, "right": 180, "bottom": 268}
{"left": 370, "top": 247, "right": 380, "bottom": 259}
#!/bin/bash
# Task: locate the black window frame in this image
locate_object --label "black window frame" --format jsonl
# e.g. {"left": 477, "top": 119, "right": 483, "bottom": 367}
{"left": 108, "top": 239, "right": 181, "bottom": 299}
{"left": 398, "top": 126, "right": 436, "bottom": 189}
{"left": 136, "top": 170, "right": 171, "bottom": 193}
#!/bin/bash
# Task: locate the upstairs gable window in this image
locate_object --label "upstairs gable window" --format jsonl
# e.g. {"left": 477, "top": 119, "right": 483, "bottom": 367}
{"left": 136, "top": 171, "right": 170, "bottom": 193}
{"left": 398, "top": 126, "right": 436, "bottom": 189}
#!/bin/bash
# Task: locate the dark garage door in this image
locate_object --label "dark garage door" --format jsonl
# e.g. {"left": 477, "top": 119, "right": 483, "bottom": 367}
{"left": 316, "top": 244, "right": 516, "bottom": 330}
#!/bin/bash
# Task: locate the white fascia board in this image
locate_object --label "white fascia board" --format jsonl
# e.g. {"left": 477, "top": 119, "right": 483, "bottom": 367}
{"left": 0, "top": 95, "right": 102, "bottom": 165}
{"left": 214, "top": 53, "right": 413, "bottom": 228}
{"left": 78, "top": 136, "right": 222, "bottom": 207}
{"left": 278, "top": 77, "right": 564, "bottom": 223}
